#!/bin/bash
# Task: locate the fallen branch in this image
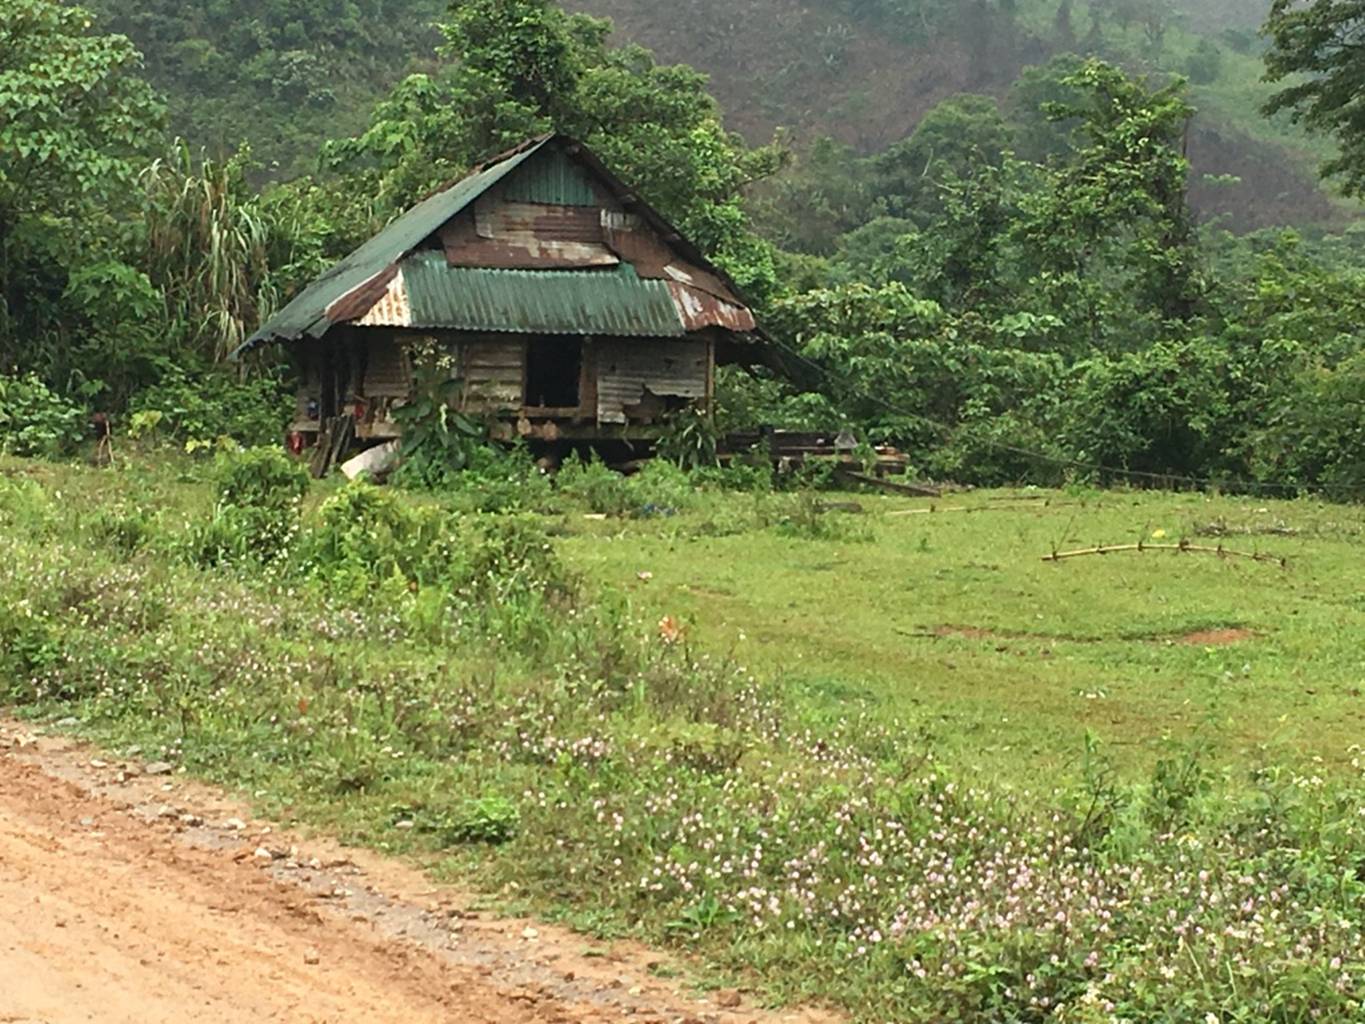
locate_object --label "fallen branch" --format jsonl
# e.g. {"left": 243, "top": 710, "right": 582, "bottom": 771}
{"left": 1041, "top": 541, "right": 1287, "bottom": 568}
{"left": 836, "top": 469, "right": 941, "bottom": 498}
{"left": 889, "top": 500, "right": 1096, "bottom": 517}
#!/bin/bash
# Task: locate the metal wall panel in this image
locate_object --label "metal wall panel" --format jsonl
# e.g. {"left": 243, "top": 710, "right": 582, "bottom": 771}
{"left": 596, "top": 339, "right": 707, "bottom": 425}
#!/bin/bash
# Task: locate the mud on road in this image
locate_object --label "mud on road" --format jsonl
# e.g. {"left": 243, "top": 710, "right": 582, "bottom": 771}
{"left": 0, "top": 721, "right": 833, "bottom": 1024}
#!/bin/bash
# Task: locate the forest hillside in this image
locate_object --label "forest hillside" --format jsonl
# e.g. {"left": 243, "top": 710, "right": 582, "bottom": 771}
{"left": 89, "top": 0, "right": 1359, "bottom": 230}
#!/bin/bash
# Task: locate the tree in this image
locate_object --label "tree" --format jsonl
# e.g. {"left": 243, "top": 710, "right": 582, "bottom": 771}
{"left": 323, "top": 0, "right": 785, "bottom": 300}
{"left": 0, "top": 1, "right": 163, "bottom": 228}
{"left": 871, "top": 95, "right": 1013, "bottom": 224}
{"left": 0, "top": 0, "right": 165, "bottom": 387}
{"left": 1017, "top": 60, "right": 1200, "bottom": 333}
{"left": 1263, "top": 0, "right": 1365, "bottom": 197}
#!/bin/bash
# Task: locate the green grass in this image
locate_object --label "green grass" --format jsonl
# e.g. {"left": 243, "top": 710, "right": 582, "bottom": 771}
{"left": 561, "top": 487, "right": 1365, "bottom": 780}
{"left": 3, "top": 452, "right": 1364, "bottom": 1021}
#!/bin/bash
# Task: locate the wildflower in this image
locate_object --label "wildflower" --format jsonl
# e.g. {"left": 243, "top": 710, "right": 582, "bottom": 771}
{"left": 658, "top": 615, "right": 684, "bottom": 645}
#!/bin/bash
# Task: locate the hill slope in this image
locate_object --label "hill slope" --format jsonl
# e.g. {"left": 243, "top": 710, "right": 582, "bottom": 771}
{"left": 567, "top": 0, "right": 1356, "bottom": 230}
{"left": 91, "top": 0, "right": 1358, "bottom": 230}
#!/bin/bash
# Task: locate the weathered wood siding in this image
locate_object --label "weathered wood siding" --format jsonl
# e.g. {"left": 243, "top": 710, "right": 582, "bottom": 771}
{"left": 461, "top": 337, "right": 525, "bottom": 413}
{"left": 596, "top": 339, "right": 707, "bottom": 424}
{"left": 361, "top": 336, "right": 412, "bottom": 397}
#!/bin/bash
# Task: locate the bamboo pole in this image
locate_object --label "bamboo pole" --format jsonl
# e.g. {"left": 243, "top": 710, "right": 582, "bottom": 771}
{"left": 1041, "top": 541, "right": 1287, "bottom": 567}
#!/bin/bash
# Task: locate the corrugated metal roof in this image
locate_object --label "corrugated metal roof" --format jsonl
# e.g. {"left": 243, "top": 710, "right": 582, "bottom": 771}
{"left": 238, "top": 136, "right": 554, "bottom": 350}
{"left": 502, "top": 148, "right": 599, "bottom": 206}
{"left": 363, "top": 253, "right": 687, "bottom": 337}
{"left": 238, "top": 133, "right": 766, "bottom": 355}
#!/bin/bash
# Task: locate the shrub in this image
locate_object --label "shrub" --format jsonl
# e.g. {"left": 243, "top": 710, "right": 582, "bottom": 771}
{"left": 0, "top": 374, "right": 84, "bottom": 458}
{"left": 555, "top": 453, "right": 632, "bottom": 514}
{"left": 690, "top": 461, "right": 773, "bottom": 493}
{"left": 298, "top": 480, "right": 435, "bottom": 588}
{"left": 463, "top": 512, "right": 572, "bottom": 603}
{"left": 626, "top": 459, "right": 697, "bottom": 514}
{"left": 0, "top": 602, "right": 60, "bottom": 700}
{"left": 445, "top": 445, "right": 555, "bottom": 513}
{"left": 1251, "top": 350, "right": 1365, "bottom": 494}
{"left": 184, "top": 447, "right": 308, "bottom": 567}
{"left": 128, "top": 362, "right": 290, "bottom": 448}
{"left": 214, "top": 446, "right": 309, "bottom": 510}
{"left": 557, "top": 456, "right": 699, "bottom": 516}
{"left": 654, "top": 407, "right": 720, "bottom": 469}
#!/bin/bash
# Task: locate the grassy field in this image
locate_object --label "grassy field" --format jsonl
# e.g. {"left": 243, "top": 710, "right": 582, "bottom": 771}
{"left": 2, "top": 451, "right": 1363, "bottom": 1021}
{"left": 564, "top": 488, "right": 1365, "bottom": 779}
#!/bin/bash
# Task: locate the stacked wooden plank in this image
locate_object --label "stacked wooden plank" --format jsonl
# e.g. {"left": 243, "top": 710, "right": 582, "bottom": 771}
{"left": 721, "top": 430, "right": 912, "bottom": 477}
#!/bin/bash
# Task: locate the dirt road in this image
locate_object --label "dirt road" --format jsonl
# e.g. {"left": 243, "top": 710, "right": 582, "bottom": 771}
{"left": 0, "top": 722, "right": 831, "bottom": 1024}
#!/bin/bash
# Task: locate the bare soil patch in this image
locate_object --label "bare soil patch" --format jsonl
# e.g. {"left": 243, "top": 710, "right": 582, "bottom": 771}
{"left": 0, "top": 720, "right": 834, "bottom": 1024}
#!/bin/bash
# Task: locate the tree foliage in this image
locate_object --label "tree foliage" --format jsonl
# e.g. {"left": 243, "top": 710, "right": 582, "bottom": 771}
{"left": 323, "top": 0, "right": 786, "bottom": 299}
{"left": 0, "top": 0, "right": 164, "bottom": 388}
{"left": 1263, "top": 0, "right": 1365, "bottom": 197}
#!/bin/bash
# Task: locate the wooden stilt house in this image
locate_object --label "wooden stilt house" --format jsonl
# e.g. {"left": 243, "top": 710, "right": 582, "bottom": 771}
{"left": 239, "top": 134, "right": 763, "bottom": 454}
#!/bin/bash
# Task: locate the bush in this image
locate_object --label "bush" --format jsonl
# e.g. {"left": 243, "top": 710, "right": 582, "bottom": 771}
{"left": 443, "top": 446, "right": 555, "bottom": 513}
{"left": 128, "top": 362, "right": 291, "bottom": 448}
{"left": 214, "top": 446, "right": 308, "bottom": 510}
{"left": 463, "top": 512, "right": 573, "bottom": 603}
{"left": 298, "top": 480, "right": 435, "bottom": 588}
{"left": 690, "top": 461, "right": 773, "bottom": 493}
{"left": 556, "top": 456, "right": 699, "bottom": 516}
{"left": 0, "top": 374, "right": 85, "bottom": 458}
{"left": 1251, "top": 350, "right": 1365, "bottom": 494}
{"left": 185, "top": 447, "right": 308, "bottom": 567}
{"left": 555, "top": 453, "right": 632, "bottom": 514}
{"left": 626, "top": 459, "right": 697, "bottom": 514}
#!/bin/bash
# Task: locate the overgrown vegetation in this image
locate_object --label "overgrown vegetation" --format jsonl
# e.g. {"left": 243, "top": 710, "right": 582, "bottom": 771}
{"left": 3, "top": 0, "right": 1362, "bottom": 496}
{"left": 3, "top": 453, "right": 1364, "bottom": 1021}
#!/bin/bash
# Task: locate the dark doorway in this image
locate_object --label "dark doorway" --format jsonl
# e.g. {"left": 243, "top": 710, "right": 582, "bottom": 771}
{"left": 524, "top": 336, "right": 582, "bottom": 409}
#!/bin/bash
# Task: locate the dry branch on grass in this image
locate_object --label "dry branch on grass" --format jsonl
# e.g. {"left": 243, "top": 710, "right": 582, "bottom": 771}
{"left": 1041, "top": 540, "right": 1288, "bottom": 568}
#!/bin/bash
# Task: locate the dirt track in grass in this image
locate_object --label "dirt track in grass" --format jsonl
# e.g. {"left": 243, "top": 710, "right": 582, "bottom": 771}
{"left": 0, "top": 720, "right": 832, "bottom": 1024}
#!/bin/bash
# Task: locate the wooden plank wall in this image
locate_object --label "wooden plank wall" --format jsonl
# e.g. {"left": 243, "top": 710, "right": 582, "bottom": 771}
{"left": 461, "top": 337, "right": 525, "bottom": 413}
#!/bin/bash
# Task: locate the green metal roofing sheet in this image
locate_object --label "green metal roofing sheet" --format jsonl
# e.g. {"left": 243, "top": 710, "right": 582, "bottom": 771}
{"left": 240, "top": 137, "right": 553, "bottom": 350}
{"left": 501, "top": 148, "right": 598, "bottom": 206}
{"left": 398, "top": 253, "right": 686, "bottom": 337}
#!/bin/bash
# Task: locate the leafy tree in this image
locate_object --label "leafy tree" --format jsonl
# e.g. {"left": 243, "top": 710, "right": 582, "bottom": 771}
{"left": 752, "top": 137, "right": 872, "bottom": 257}
{"left": 1007, "top": 54, "right": 1090, "bottom": 163}
{"left": 870, "top": 95, "right": 1013, "bottom": 224}
{"left": 1015, "top": 60, "right": 1200, "bottom": 333}
{"left": 0, "top": 0, "right": 165, "bottom": 394}
{"left": 1185, "top": 39, "right": 1225, "bottom": 85}
{"left": 324, "top": 0, "right": 785, "bottom": 300}
{"left": 1263, "top": 0, "right": 1365, "bottom": 197}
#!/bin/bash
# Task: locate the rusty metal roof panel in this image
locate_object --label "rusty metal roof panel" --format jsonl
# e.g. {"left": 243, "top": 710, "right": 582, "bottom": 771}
{"left": 385, "top": 252, "right": 687, "bottom": 337}
{"left": 666, "top": 282, "right": 758, "bottom": 333}
{"left": 355, "top": 268, "right": 412, "bottom": 327}
{"left": 238, "top": 137, "right": 555, "bottom": 352}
